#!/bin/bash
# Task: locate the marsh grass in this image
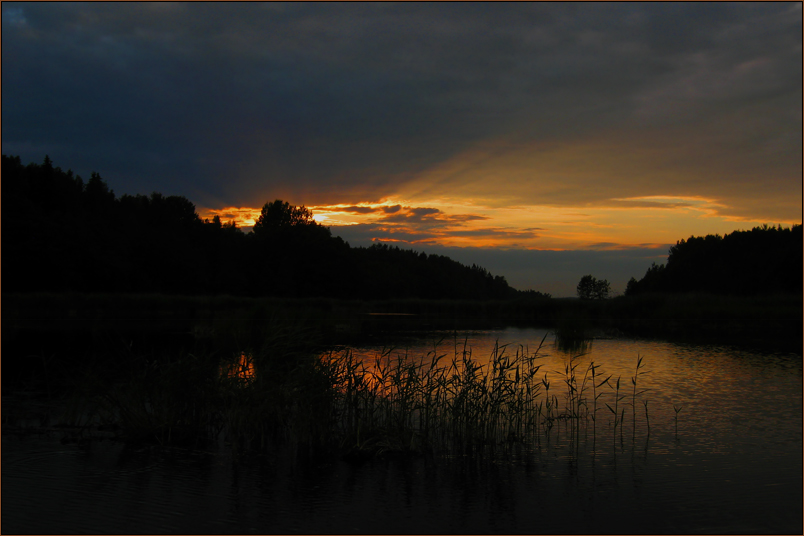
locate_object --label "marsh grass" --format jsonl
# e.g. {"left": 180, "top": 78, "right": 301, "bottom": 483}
{"left": 553, "top": 311, "right": 594, "bottom": 355}
{"left": 70, "top": 327, "right": 668, "bottom": 461}
{"left": 324, "top": 335, "right": 661, "bottom": 460}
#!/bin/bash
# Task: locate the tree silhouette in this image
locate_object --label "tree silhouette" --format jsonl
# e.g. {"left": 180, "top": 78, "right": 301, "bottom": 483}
{"left": 253, "top": 200, "right": 321, "bottom": 234}
{"left": 2, "top": 155, "right": 528, "bottom": 299}
{"left": 626, "top": 225, "right": 802, "bottom": 296}
{"left": 577, "top": 275, "right": 610, "bottom": 300}
{"left": 249, "top": 200, "right": 343, "bottom": 297}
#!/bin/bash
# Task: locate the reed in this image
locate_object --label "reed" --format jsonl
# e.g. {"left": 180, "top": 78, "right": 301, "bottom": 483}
{"left": 630, "top": 354, "right": 650, "bottom": 440}
{"left": 643, "top": 400, "right": 650, "bottom": 435}
{"left": 673, "top": 404, "right": 683, "bottom": 437}
{"left": 589, "top": 364, "right": 612, "bottom": 451}
{"left": 71, "top": 328, "right": 670, "bottom": 462}
{"left": 604, "top": 375, "right": 626, "bottom": 447}
{"left": 327, "top": 337, "right": 650, "bottom": 459}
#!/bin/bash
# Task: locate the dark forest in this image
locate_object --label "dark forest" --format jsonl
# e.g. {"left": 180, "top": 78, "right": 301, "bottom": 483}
{"left": 2, "top": 155, "right": 521, "bottom": 300}
{"left": 3, "top": 154, "right": 801, "bottom": 301}
{"left": 625, "top": 224, "right": 802, "bottom": 296}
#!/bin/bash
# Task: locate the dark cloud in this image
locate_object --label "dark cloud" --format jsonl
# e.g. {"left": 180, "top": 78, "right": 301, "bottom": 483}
{"left": 374, "top": 207, "right": 442, "bottom": 224}
{"left": 608, "top": 197, "right": 707, "bottom": 210}
{"left": 3, "top": 0, "right": 800, "bottom": 305}
{"left": 3, "top": 2, "right": 799, "bottom": 213}
{"left": 409, "top": 208, "right": 442, "bottom": 217}
{"left": 368, "top": 207, "right": 497, "bottom": 237}
{"left": 330, "top": 219, "right": 541, "bottom": 249}
{"left": 317, "top": 203, "right": 491, "bottom": 230}
{"left": 585, "top": 242, "right": 630, "bottom": 251}
{"left": 332, "top": 223, "right": 440, "bottom": 245}
{"left": 448, "top": 214, "right": 490, "bottom": 223}
{"left": 337, "top": 206, "right": 383, "bottom": 215}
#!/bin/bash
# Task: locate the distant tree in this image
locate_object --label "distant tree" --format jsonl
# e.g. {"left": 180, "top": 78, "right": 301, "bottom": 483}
{"left": 41, "top": 154, "right": 53, "bottom": 173}
{"left": 625, "top": 277, "right": 639, "bottom": 296}
{"left": 253, "top": 199, "right": 318, "bottom": 233}
{"left": 577, "top": 275, "right": 610, "bottom": 300}
{"left": 625, "top": 262, "right": 667, "bottom": 295}
{"left": 519, "top": 289, "right": 552, "bottom": 299}
{"left": 84, "top": 171, "right": 114, "bottom": 202}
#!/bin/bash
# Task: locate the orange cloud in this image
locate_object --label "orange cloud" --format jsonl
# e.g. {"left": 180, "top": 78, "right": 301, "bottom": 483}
{"left": 200, "top": 192, "right": 798, "bottom": 253}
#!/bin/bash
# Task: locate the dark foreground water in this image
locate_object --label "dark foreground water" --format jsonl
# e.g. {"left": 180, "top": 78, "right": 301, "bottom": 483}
{"left": 3, "top": 328, "right": 802, "bottom": 534}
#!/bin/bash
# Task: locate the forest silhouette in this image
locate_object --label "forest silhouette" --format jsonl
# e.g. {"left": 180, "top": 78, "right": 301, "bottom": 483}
{"left": 3, "top": 154, "right": 801, "bottom": 300}
{"left": 2, "top": 155, "right": 521, "bottom": 300}
{"left": 625, "top": 224, "right": 802, "bottom": 296}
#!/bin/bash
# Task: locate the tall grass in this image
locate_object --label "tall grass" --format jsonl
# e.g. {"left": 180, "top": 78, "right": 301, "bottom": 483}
{"left": 323, "top": 336, "right": 659, "bottom": 459}
{"left": 70, "top": 330, "right": 664, "bottom": 461}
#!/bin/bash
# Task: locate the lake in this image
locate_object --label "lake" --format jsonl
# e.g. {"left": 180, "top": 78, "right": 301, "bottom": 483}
{"left": 3, "top": 327, "right": 801, "bottom": 534}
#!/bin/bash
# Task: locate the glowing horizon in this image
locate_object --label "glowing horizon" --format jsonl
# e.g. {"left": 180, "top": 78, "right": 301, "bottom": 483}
{"left": 199, "top": 193, "right": 799, "bottom": 253}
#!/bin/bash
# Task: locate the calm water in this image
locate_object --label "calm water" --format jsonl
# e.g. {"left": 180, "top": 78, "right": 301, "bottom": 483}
{"left": 3, "top": 328, "right": 802, "bottom": 534}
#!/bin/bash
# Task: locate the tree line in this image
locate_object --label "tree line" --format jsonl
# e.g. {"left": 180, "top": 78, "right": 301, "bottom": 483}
{"left": 625, "top": 224, "right": 802, "bottom": 296}
{"left": 2, "top": 155, "right": 531, "bottom": 300}
{"left": 6, "top": 155, "right": 798, "bottom": 301}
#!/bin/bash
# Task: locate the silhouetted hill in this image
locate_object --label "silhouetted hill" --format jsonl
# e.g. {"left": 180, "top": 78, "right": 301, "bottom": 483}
{"left": 625, "top": 224, "right": 803, "bottom": 296}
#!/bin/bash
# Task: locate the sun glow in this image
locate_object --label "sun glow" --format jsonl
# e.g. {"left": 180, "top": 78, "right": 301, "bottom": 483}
{"left": 307, "top": 199, "right": 412, "bottom": 226}
{"left": 198, "top": 207, "right": 263, "bottom": 229}
{"left": 200, "top": 191, "right": 789, "bottom": 252}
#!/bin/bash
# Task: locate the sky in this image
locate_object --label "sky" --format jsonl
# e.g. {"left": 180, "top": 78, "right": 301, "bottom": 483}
{"left": 3, "top": 2, "right": 801, "bottom": 296}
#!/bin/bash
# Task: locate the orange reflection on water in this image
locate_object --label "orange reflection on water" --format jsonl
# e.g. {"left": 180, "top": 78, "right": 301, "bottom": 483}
{"left": 220, "top": 352, "right": 257, "bottom": 383}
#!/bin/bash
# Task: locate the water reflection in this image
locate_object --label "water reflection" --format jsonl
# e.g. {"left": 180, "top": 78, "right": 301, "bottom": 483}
{"left": 4, "top": 425, "right": 799, "bottom": 534}
{"left": 336, "top": 328, "right": 802, "bottom": 462}
{"left": 220, "top": 352, "right": 256, "bottom": 384}
{"left": 3, "top": 328, "right": 801, "bottom": 534}
{"left": 553, "top": 334, "right": 592, "bottom": 355}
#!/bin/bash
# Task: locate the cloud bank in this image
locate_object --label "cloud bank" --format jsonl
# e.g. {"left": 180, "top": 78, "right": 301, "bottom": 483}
{"left": 3, "top": 3, "right": 800, "bottom": 294}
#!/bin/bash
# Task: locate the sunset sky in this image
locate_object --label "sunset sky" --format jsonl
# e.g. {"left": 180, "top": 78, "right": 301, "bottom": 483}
{"left": 3, "top": 2, "right": 801, "bottom": 296}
